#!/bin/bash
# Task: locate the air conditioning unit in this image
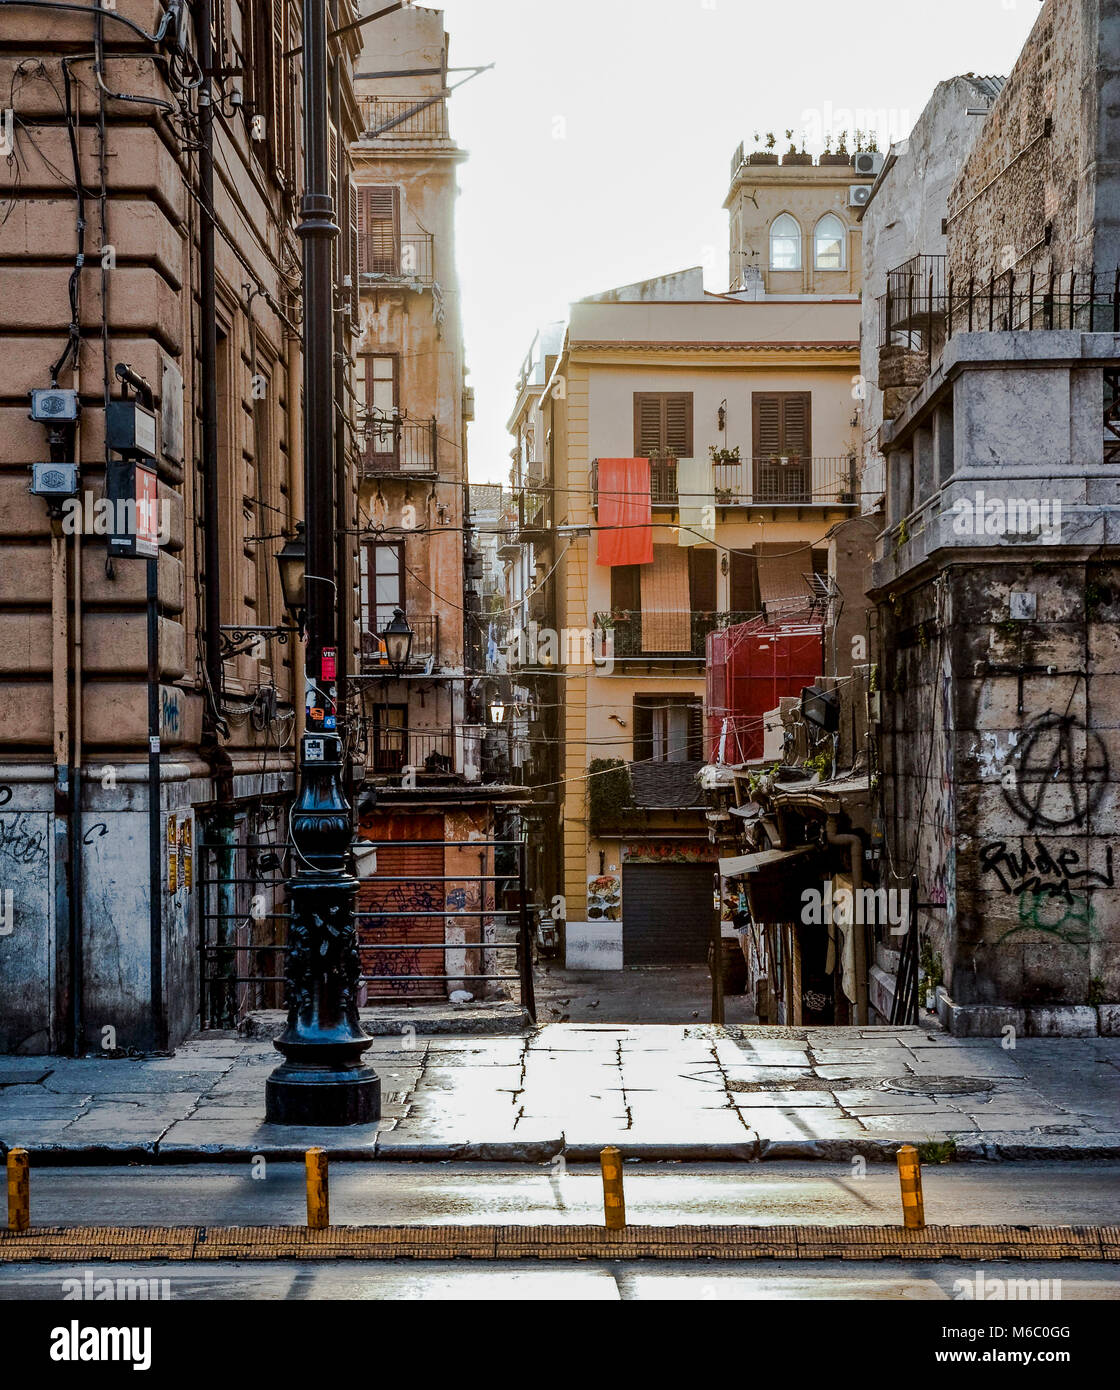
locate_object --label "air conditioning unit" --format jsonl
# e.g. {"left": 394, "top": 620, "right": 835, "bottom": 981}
{"left": 852, "top": 151, "right": 884, "bottom": 178}
{"left": 849, "top": 184, "right": 873, "bottom": 208}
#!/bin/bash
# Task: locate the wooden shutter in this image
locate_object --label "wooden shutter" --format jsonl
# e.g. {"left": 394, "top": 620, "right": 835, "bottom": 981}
{"left": 632, "top": 699, "right": 654, "bottom": 762}
{"left": 349, "top": 181, "right": 360, "bottom": 322}
{"left": 666, "top": 394, "right": 693, "bottom": 457}
{"left": 687, "top": 548, "right": 717, "bottom": 613}
{"left": 610, "top": 564, "right": 641, "bottom": 613}
{"left": 687, "top": 701, "right": 705, "bottom": 761}
{"left": 634, "top": 394, "right": 664, "bottom": 456}
{"left": 271, "top": 0, "right": 285, "bottom": 179}
{"left": 752, "top": 392, "right": 811, "bottom": 459}
{"left": 729, "top": 550, "right": 760, "bottom": 614}
{"left": 359, "top": 186, "right": 400, "bottom": 275}
{"left": 633, "top": 393, "right": 693, "bottom": 457}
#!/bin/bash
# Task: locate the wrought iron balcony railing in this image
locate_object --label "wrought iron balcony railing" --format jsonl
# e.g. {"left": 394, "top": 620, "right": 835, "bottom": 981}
{"left": 360, "top": 615, "right": 439, "bottom": 672}
{"left": 363, "top": 725, "right": 506, "bottom": 781}
{"left": 592, "top": 610, "right": 759, "bottom": 660}
{"left": 360, "top": 414, "right": 438, "bottom": 475}
{"left": 361, "top": 96, "right": 450, "bottom": 141}
{"left": 594, "top": 456, "right": 857, "bottom": 508}
{"left": 360, "top": 233, "right": 434, "bottom": 287}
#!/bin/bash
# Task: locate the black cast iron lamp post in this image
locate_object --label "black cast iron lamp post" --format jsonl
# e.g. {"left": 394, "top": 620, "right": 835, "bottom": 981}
{"left": 265, "top": 0, "right": 379, "bottom": 1127}
{"left": 380, "top": 607, "right": 413, "bottom": 677}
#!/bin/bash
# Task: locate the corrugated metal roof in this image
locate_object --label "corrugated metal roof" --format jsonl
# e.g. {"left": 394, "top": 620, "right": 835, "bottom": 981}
{"left": 960, "top": 74, "right": 1006, "bottom": 101}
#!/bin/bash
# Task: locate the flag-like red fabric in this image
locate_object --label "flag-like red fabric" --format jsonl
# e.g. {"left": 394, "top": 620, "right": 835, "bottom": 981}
{"left": 595, "top": 458, "right": 653, "bottom": 566}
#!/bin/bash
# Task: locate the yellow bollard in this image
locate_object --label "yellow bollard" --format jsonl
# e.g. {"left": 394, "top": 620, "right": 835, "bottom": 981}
{"left": 7, "top": 1148, "right": 29, "bottom": 1232}
{"left": 600, "top": 1145, "right": 626, "bottom": 1230}
{"left": 896, "top": 1143, "right": 925, "bottom": 1229}
{"left": 305, "top": 1147, "right": 329, "bottom": 1230}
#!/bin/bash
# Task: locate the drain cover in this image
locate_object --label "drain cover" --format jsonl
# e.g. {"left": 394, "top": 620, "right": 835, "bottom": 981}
{"left": 883, "top": 1075, "right": 995, "bottom": 1097}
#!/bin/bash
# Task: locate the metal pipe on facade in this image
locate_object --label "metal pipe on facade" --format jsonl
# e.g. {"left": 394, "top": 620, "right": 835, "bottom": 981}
{"left": 826, "top": 814, "right": 868, "bottom": 1025}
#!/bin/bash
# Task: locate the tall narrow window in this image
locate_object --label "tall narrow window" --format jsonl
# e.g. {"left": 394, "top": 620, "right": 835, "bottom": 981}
{"left": 361, "top": 355, "right": 398, "bottom": 464}
{"left": 357, "top": 186, "right": 400, "bottom": 276}
{"left": 361, "top": 541, "right": 404, "bottom": 636}
{"left": 814, "top": 213, "right": 846, "bottom": 271}
{"left": 769, "top": 213, "right": 802, "bottom": 271}
{"left": 753, "top": 392, "right": 812, "bottom": 503}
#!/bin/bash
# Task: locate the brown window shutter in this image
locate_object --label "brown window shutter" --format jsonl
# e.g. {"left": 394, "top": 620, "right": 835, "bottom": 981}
{"left": 634, "top": 393, "right": 663, "bottom": 456}
{"left": 687, "top": 548, "right": 717, "bottom": 613}
{"left": 753, "top": 392, "right": 811, "bottom": 458}
{"left": 688, "top": 701, "right": 705, "bottom": 761}
{"left": 271, "top": 0, "right": 285, "bottom": 177}
{"left": 633, "top": 392, "right": 693, "bottom": 456}
{"left": 729, "top": 550, "right": 760, "bottom": 613}
{"left": 356, "top": 187, "right": 369, "bottom": 276}
{"left": 754, "top": 393, "right": 782, "bottom": 457}
{"left": 783, "top": 393, "right": 811, "bottom": 458}
{"left": 364, "top": 186, "right": 400, "bottom": 275}
{"left": 666, "top": 393, "right": 693, "bottom": 457}
{"left": 349, "top": 182, "right": 360, "bottom": 321}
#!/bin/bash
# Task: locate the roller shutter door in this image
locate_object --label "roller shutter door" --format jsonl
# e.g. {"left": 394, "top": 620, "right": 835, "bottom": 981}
{"left": 622, "top": 863, "right": 713, "bottom": 965}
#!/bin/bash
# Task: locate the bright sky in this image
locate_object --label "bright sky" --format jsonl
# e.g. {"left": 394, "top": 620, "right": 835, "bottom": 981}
{"left": 429, "top": 0, "right": 1041, "bottom": 483}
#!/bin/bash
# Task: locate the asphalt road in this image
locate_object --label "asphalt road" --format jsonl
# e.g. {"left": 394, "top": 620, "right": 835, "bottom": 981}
{"left": 0, "top": 1259, "right": 1113, "bottom": 1300}
{"left": 8, "top": 1159, "right": 1120, "bottom": 1228}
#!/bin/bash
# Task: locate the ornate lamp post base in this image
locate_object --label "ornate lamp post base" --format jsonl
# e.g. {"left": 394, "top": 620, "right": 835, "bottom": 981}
{"left": 265, "top": 735, "right": 381, "bottom": 1127}
{"left": 266, "top": 1062, "right": 381, "bottom": 1127}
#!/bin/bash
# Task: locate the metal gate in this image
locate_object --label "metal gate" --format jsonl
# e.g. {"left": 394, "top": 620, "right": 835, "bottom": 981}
{"left": 622, "top": 863, "right": 714, "bottom": 965}
{"left": 200, "top": 833, "right": 536, "bottom": 1025}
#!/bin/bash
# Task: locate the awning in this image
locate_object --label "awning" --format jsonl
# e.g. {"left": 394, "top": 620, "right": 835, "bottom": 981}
{"left": 718, "top": 843, "right": 815, "bottom": 878}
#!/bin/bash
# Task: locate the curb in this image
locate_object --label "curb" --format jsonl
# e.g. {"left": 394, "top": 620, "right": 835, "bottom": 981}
{"left": 2, "top": 1222, "right": 1117, "bottom": 1263}
{"left": 6, "top": 1134, "right": 1120, "bottom": 1165}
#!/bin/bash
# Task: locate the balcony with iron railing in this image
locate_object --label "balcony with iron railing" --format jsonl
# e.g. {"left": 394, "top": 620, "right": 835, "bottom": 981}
{"left": 360, "top": 95, "right": 451, "bottom": 141}
{"left": 360, "top": 412, "right": 438, "bottom": 475}
{"left": 593, "top": 456, "right": 857, "bottom": 508}
{"left": 592, "top": 610, "right": 760, "bottom": 661}
{"left": 363, "top": 725, "right": 508, "bottom": 782}
{"left": 360, "top": 615, "right": 440, "bottom": 673}
{"left": 360, "top": 233, "right": 435, "bottom": 288}
{"left": 878, "top": 261, "right": 1120, "bottom": 351}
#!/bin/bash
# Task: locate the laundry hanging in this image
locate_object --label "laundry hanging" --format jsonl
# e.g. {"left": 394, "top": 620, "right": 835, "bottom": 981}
{"left": 675, "top": 456, "right": 715, "bottom": 546}
{"left": 595, "top": 457, "right": 654, "bottom": 566}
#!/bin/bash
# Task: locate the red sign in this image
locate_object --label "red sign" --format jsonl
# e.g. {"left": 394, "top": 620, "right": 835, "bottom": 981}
{"left": 134, "top": 464, "right": 160, "bottom": 558}
{"left": 322, "top": 647, "right": 337, "bottom": 680}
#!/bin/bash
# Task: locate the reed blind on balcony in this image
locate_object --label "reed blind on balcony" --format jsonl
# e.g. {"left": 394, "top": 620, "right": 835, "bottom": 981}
{"left": 357, "top": 186, "right": 401, "bottom": 276}
{"left": 634, "top": 392, "right": 693, "bottom": 457}
{"left": 752, "top": 392, "right": 811, "bottom": 458}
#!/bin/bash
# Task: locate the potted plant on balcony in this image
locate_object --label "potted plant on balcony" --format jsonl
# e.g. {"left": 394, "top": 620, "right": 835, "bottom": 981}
{"left": 782, "top": 130, "right": 812, "bottom": 166}
{"left": 708, "top": 444, "right": 741, "bottom": 465}
{"left": 820, "top": 131, "right": 850, "bottom": 166}
{"left": 750, "top": 130, "right": 778, "bottom": 165}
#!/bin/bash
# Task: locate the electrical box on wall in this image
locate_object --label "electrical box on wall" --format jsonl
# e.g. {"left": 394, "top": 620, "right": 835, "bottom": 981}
{"left": 107, "top": 399, "right": 158, "bottom": 458}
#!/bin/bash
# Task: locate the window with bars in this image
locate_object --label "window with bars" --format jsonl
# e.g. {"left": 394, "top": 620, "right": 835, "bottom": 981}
{"left": 357, "top": 186, "right": 401, "bottom": 277}
{"left": 358, "top": 355, "right": 398, "bottom": 462}
{"left": 633, "top": 392, "right": 694, "bottom": 458}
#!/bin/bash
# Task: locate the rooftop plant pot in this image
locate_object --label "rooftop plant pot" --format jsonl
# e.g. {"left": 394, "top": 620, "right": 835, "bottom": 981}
{"left": 748, "top": 152, "right": 779, "bottom": 165}
{"left": 819, "top": 153, "right": 851, "bottom": 166}
{"left": 782, "top": 152, "right": 813, "bottom": 165}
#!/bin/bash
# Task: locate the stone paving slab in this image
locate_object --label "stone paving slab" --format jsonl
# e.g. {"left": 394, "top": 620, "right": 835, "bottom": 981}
{"left": 1, "top": 1025, "right": 1119, "bottom": 1163}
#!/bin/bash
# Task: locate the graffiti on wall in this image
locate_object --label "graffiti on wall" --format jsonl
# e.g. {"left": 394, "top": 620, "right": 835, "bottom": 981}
{"left": 1001, "top": 713, "right": 1108, "bottom": 830}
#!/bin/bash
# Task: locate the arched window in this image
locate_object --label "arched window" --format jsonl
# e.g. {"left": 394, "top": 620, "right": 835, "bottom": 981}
{"left": 814, "top": 213, "right": 847, "bottom": 271}
{"left": 769, "top": 213, "right": 801, "bottom": 271}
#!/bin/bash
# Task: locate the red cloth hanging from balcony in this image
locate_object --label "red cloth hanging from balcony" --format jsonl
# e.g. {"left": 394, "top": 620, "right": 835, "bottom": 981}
{"left": 595, "top": 458, "right": 654, "bottom": 566}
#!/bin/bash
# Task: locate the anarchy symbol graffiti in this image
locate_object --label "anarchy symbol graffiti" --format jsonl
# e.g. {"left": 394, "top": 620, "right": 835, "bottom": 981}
{"left": 1003, "top": 713, "right": 1109, "bottom": 830}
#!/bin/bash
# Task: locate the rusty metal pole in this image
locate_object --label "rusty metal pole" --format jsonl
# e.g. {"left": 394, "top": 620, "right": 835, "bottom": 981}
{"left": 6, "top": 1148, "right": 29, "bottom": 1232}
{"left": 896, "top": 1143, "right": 925, "bottom": 1229}
{"left": 305, "top": 1147, "right": 329, "bottom": 1229}
{"left": 600, "top": 1146, "right": 626, "bottom": 1230}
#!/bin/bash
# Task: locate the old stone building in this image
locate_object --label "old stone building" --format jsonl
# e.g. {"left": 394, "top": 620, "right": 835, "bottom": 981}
{"left": 0, "top": 0, "right": 364, "bottom": 1052}
{"left": 348, "top": 5, "right": 529, "bottom": 1006}
{"left": 864, "top": 0, "right": 1120, "bottom": 1034}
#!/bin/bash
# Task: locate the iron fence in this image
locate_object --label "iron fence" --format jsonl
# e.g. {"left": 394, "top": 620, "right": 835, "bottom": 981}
{"left": 596, "top": 456, "right": 856, "bottom": 507}
{"left": 594, "top": 609, "right": 759, "bottom": 659}
{"left": 361, "top": 96, "right": 449, "bottom": 140}
{"left": 360, "top": 414, "right": 438, "bottom": 474}
{"left": 360, "top": 232, "right": 434, "bottom": 286}
{"left": 879, "top": 264, "right": 1120, "bottom": 349}
{"left": 200, "top": 836, "right": 537, "bottom": 1024}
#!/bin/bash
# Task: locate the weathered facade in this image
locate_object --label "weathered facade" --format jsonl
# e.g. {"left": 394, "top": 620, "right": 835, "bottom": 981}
{"left": 520, "top": 190, "right": 863, "bottom": 970}
{"left": 866, "top": 0, "right": 1120, "bottom": 1034}
{"left": 348, "top": 6, "right": 527, "bottom": 1005}
{"left": 0, "top": 0, "right": 364, "bottom": 1052}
